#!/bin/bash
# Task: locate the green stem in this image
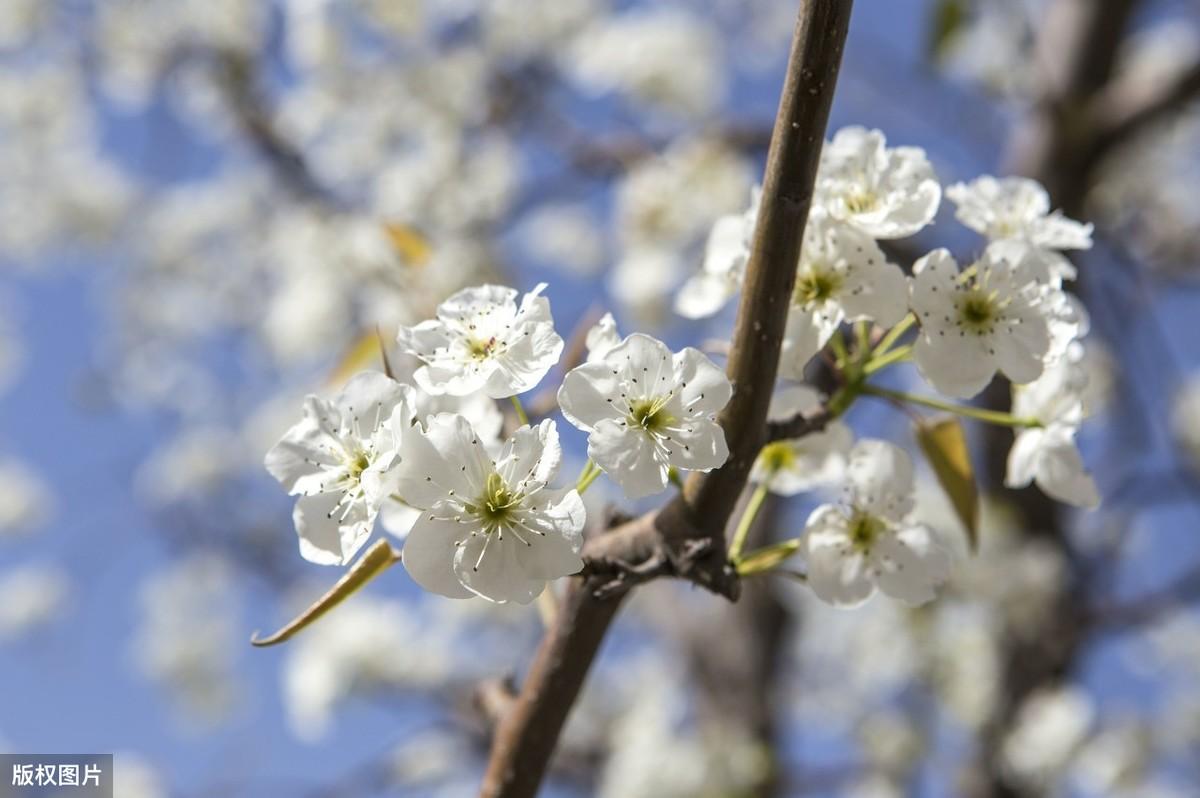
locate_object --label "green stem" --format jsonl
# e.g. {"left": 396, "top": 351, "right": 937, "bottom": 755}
{"left": 728, "top": 481, "right": 771, "bottom": 561}
{"left": 510, "top": 395, "right": 530, "bottom": 426}
{"left": 854, "top": 320, "right": 871, "bottom": 355}
{"left": 862, "top": 344, "right": 912, "bottom": 376}
{"left": 829, "top": 329, "right": 849, "bottom": 367}
{"left": 667, "top": 467, "right": 684, "bottom": 489}
{"left": 576, "top": 461, "right": 602, "bottom": 494}
{"left": 864, "top": 385, "right": 1042, "bottom": 428}
{"left": 871, "top": 313, "right": 916, "bottom": 358}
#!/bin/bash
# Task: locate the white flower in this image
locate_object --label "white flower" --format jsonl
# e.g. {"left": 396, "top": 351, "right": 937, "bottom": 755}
{"left": 585, "top": 312, "right": 622, "bottom": 363}
{"left": 674, "top": 190, "right": 758, "bottom": 319}
{"left": 394, "top": 415, "right": 584, "bottom": 604}
{"left": 910, "top": 248, "right": 1052, "bottom": 398}
{"left": 816, "top": 126, "right": 941, "bottom": 240}
{"left": 395, "top": 283, "right": 564, "bottom": 399}
{"left": 557, "top": 333, "right": 732, "bottom": 499}
{"left": 1174, "top": 375, "right": 1200, "bottom": 474}
{"left": 779, "top": 212, "right": 909, "bottom": 376}
{"left": 802, "top": 440, "right": 951, "bottom": 607}
{"left": 265, "top": 371, "right": 415, "bottom": 566}
{"left": 751, "top": 386, "right": 852, "bottom": 495}
{"left": 1006, "top": 346, "right": 1100, "bottom": 509}
{"left": 947, "top": 175, "right": 1093, "bottom": 251}
{"left": 1001, "top": 686, "right": 1095, "bottom": 784}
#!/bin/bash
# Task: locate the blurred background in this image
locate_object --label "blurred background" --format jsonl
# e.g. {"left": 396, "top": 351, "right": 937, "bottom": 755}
{"left": 3, "top": 0, "right": 1200, "bottom": 795}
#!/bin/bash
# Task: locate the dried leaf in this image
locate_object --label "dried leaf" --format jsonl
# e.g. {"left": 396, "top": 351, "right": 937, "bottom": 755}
{"left": 735, "top": 539, "right": 801, "bottom": 576}
{"left": 383, "top": 222, "right": 432, "bottom": 266}
{"left": 251, "top": 539, "right": 400, "bottom": 647}
{"left": 916, "top": 416, "right": 979, "bottom": 551}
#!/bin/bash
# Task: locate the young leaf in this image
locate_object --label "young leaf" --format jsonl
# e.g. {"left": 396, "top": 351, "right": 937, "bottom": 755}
{"left": 915, "top": 416, "right": 979, "bottom": 551}
{"left": 735, "top": 539, "right": 802, "bottom": 576}
{"left": 251, "top": 538, "right": 400, "bottom": 648}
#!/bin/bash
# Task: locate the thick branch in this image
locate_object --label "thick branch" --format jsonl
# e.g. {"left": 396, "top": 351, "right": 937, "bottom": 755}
{"left": 477, "top": 3, "right": 854, "bottom": 796}
{"left": 1087, "top": 59, "right": 1200, "bottom": 166}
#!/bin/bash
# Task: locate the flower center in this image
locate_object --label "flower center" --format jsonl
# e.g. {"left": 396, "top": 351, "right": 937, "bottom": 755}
{"left": 347, "top": 451, "right": 371, "bottom": 478}
{"left": 629, "top": 396, "right": 674, "bottom": 433}
{"left": 793, "top": 265, "right": 842, "bottom": 307}
{"left": 956, "top": 289, "right": 1002, "bottom": 334}
{"left": 848, "top": 511, "right": 886, "bottom": 552}
{"left": 760, "top": 442, "right": 796, "bottom": 472}
{"left": 844, "top": 190, "right": 879, "bottom": 214}
{"left": 468, "top": 337, "right": 498, "bottom": 359}
{"left": 470, "top": 472, "right": 521, "bottom": 533}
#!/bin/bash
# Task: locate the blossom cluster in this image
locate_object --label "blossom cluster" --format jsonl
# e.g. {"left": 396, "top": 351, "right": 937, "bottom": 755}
{"left": 676, "top": 126, "right": 1102, "bottom": 607}
{"left": 266, "top": 284, "right": 733, "bottom": 603}
{"left": 266, "top": 126, "right": 1103, "bottom": 615}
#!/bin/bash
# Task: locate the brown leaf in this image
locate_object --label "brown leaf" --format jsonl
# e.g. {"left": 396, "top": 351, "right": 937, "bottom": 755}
{"left": 916, "top": 416, "right": 979, "bottom": 551}
{"left": 251, "top": 539, "right": 400, "bottom": 647}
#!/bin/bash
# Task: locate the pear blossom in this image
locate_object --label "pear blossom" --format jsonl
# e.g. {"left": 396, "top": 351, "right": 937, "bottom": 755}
{"left": 558, "top": 333, "right": 732, "bottom": 499}
{"left": 674, "top": 190, "right": 759, "bottom": 319}
{"left": 802, "top": 440, "right": 952, "bottom": 608}
{"left": 265, "top": 371, "right": 415, "bottom": 566}
{"left": 779, "top": 211, "right": 909, "bottom": 376}
{"left": 394, "top": 415, "right": 584, "bottom": 604}
{"left": 910, "top": 248, "right": 1052, "bottom": 398}
{"left": 1006, "top": 346, "right": 1101, "bottom": 509}
{"left": 947, "top": 175, "right": 1093, "bottom": 253}
{"left": 751, "top": 386, "right": 852, "bottom": 495}
{"left": 396, "top": 283, "right": 564, "bottom": 399}
{"left": 376, "top": 356, "right": 507, "bottom": 540}
{"left": 816, "top": 126, "right": 941, "bottom": 239}
{"left": 585, "top": 312, "right": 622, "bottom": 363}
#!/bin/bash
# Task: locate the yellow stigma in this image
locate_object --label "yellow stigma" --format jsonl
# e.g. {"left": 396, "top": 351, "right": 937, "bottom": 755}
{"left": 848, "top": 511, "right": 886, "bottom": 552}
{"left": 844, "top": 190, "right": 878, "bottom": 214}
{"left": 468, "top": 337, "right": 497, "bottom": 359}
{"left": 760, "top": 442, "right": 796, "bottom": 472}
{"left": 471, "top": 472, "right": 520, "bottom": 532}
{"left": 629, "top": 396, "right": 674, "bottom": 433}
{"left": 794, "top": 266, "right": 842, "bottom": 307}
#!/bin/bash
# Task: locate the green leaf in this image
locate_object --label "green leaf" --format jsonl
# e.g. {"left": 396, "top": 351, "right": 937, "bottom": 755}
{"left": 915, "top": 416, "right": 979, "bottom": 551}
{"left": 251, "top": 539, "right": 400, "bottom": 648}
{"left": 735, "top": 539, "right": 802, "bottom": 576}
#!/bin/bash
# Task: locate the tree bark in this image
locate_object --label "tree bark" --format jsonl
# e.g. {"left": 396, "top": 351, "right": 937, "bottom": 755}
{"left": 477, "top": 2, "right": 855, "bottom": 795}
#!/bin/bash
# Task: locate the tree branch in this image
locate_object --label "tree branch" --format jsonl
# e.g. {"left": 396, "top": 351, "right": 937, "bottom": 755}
{"left": 477, "top": 2, "right": 854, "bottom": 795}
{"left": 1087, "top": 58, "right": 1200, "bottom": 166}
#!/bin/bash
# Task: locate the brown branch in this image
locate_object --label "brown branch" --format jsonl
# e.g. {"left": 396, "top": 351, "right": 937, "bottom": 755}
{"left": 1087, "top": 58, "right": 1200, "bottom": 166}
{"left": 477, "top": 3, "right": 854, "bottom": 796}
{"left": 210, "top": 48, "right": 337, "bottom": 206}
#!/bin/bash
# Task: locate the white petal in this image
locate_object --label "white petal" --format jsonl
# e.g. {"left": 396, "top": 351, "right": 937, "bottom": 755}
{"left": 496, "top": 419, "right": 562, "bottom": 492}
{"left": 914, "top": 332, "right": 998, "bottom": 399}
{"left": 673, "top": 346, "right": 732, "bottom": 415}
{"left": 557, "top": 361, "right": 623, "bottom": 432}
{"left": 454, "top": 535, "right": 545, "bottom": 604}
{"left": 767, "top": 385, "right": 823, "bottom": 421}
{"left": 293, "top": 493, "right": 372, "bottom": 567}
{"left": 584, "top": 313, "right": 621, "bottom": 362}
{"left": 1034, "top": 429, "right": 1100, "bottom": 509}
{"left": 265, "top": 405, "right": 336, "bottom": 496}
{"left": 665, "top": 417, "right": 729, "bottom": 472}
{"left": 513, "top": 489, "right": 585, "bottom": 579}
{"left": 675, "top": 273, "right": 736, "bottom": 319}
{"left": 588, "top": 419, "right": 668, "bottom": 499}
{"left": 839, "top": 256, "right": 909, "bottom": 328}
{"left": 872, "top": 526, "right": 950, "bottom": 606}
{"left": 379, "top": 499, "right": 420, "bottom": 539}
{"left": 802, "top": 505, "right": 874, "bottom": 608}
{"left": 402, "top": 515, "right": 475, "bottom": 599}
{"left": 1005, "top": 429, "right": 1043, "bottom": 490}
{"left": 846, "top": 439, "right": 915, "bottom": 519}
